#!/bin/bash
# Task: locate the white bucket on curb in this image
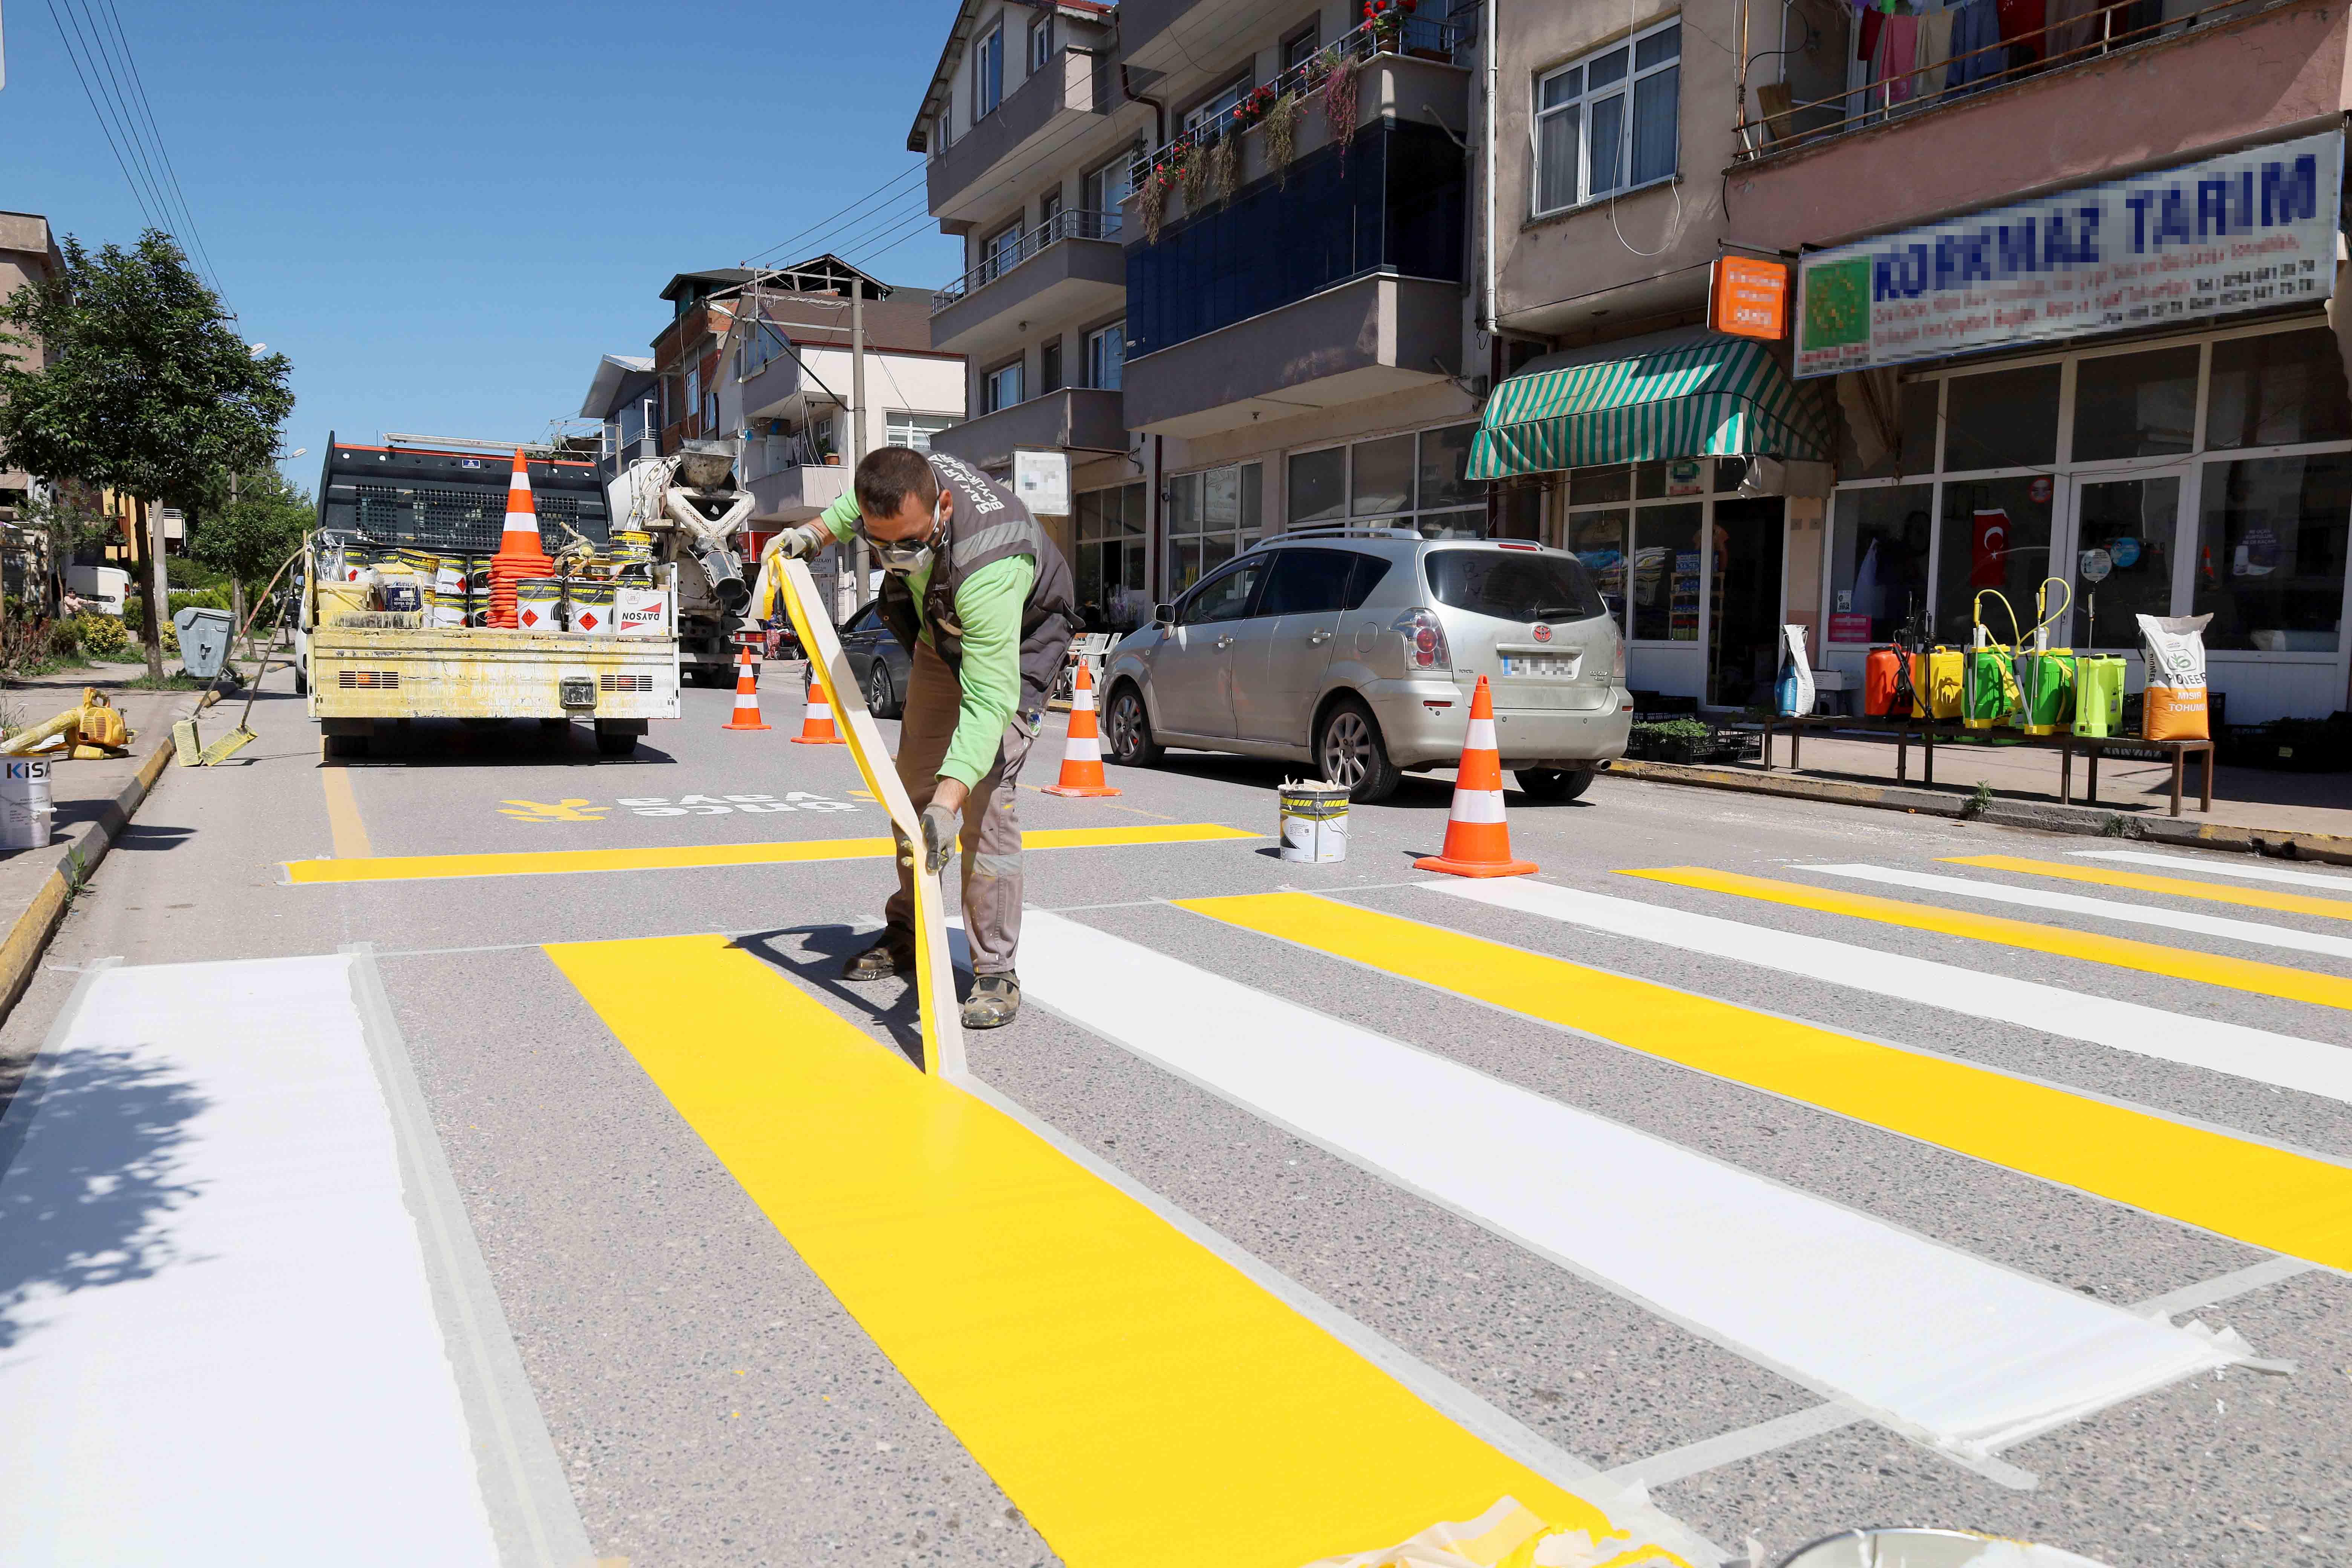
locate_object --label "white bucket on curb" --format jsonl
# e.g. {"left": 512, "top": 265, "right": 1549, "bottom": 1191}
{"left": 1278, "top": 778, "right": 1348, "bottom": 864}
{"left": 0, "top": 757, "right": 56, "bottom": 850}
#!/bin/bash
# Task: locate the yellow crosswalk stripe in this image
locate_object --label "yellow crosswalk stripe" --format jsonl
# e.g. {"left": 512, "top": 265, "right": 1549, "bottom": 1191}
{"left": 547, "top": 933, "right": 1643, "bottom": 1568}
{"left": 1626, "top": 866, "right": 2352, "bottom": 1012}
{"left": 284, "top": 823, "right": 1257, "bottom": 885}
{"left": 1944, "top": 853, "right": 2352, "bottom": 923}
{"left": 1176, "top": 892, "right": 2352, "bottom": 1271}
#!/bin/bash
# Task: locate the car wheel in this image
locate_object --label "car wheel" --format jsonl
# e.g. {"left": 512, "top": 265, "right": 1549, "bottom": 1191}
{"left": 1317, "top": 697, "right": 1401, "bottom": 803}
{"left": 866, "top": 661, "right": 898, "bottom": 719}
{"left": 1515, "top": 766, "right": 1594, "bottom": 802}
{"left": 292, "top": 664, "right": 309, "bottom": 697}
{"left": 1104, "top": 683, "right": 1162, "bottom": 766}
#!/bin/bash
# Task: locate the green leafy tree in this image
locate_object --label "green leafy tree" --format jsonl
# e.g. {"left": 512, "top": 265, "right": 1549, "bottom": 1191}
{"left": 192, "top": 467, "right": 311, "bottom": 650}
{"left": 0, "top": 231, "right": 294, "bottom": 677}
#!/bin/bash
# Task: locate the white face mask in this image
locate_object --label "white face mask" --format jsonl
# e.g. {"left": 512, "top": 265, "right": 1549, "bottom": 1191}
{"left": 866, "top": 493, "right": 947, "bottom": 578}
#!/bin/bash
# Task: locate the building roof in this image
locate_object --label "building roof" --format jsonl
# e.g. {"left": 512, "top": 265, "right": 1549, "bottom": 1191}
{"left": 579, "top": 354, "right": 657, "bottom": 420}
{"left": 905, "top": 0, "right": 1114, "bottom": 152}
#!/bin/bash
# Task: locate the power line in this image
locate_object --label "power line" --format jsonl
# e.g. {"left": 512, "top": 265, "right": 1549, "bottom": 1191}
{"left": 43, "top": 0, "right": 160, "bottom": 232}
{"left": 740, "top": 161, "right": 930, "bottom": 269}
{"left": 64, "top": 0, "right": 174, "bottom": 228}
{"left": 93, "top": 0, "right": 225, "bottom": 300}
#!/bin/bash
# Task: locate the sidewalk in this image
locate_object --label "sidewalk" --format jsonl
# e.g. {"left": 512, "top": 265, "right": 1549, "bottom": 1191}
{"left": 1612, "top": 725, "right": 2352, "bottom": 862}
{"left": 0, "top": 665, "right": 220, "bottom": 1023}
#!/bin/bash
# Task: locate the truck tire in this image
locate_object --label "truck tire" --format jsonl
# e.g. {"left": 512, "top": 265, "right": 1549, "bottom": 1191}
{"left": 596, "top": 730, "right": 638, "bottom": 757}
{"left": 323, "top": 732, "right": 366, "bottom": 760}
{"left": 293, "top": 663, "right": 309, "bottom": 697}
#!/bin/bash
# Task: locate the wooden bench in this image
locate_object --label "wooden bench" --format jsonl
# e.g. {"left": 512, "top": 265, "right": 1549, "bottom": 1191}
{"left": 1743, "top": 713, "right": 2217, "bottom": 816}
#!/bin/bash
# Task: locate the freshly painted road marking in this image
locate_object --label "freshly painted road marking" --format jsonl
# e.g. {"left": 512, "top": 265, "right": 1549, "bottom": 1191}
{"left": 1180, "top": 891, "right": 2352, "bottom": 1272}
{"left": 0, "top": 957, "right": 498, "bottom": 1562}
{"left": 320, "top": 763, "right": 372, "bottom": 857}
{"left": 283, "top": 822, "right": 1258, "bottom": 884}
{"left": 1020, "top": 909, "right": 2244, "bottom": 1463}
{"left": 2073, "top": 848, "right": 2352, "bottom": 894}
{"left": 547, "top": 933, "right": 1661, "bottom": 1568}
{"left": 1629, "top": 867, "right": 2352, "bottom": 1014}
{"left": 1421, "top": 877, "right": 2352, "bottom": 1105}
{"left": 1805, "top": 862, "right": 2352, "bottom": 962}
{"left": 1952, "top": 853, "right": 2352, "bottom": 922}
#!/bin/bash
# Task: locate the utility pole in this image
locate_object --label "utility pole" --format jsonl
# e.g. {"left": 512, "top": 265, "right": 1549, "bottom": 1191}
{"left": 849, "top": 278, "right": 869, "bottom": 619}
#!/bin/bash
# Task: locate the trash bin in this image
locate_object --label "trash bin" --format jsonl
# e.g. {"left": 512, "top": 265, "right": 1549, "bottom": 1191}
{"left": 173, "top": 606, "right": 234, "bottom": 680}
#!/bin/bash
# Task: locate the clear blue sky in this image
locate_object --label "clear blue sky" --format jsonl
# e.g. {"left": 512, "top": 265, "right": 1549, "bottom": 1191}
{"left": 0, "top": 0, "right": 963, "bottom": 492}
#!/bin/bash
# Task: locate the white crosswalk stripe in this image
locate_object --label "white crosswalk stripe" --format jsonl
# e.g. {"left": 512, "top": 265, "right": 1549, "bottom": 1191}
{"left": 1418, "top": 877, "right": 2352, "bottom": 1104}
{"left": 1011, "top": 910, "right": 2249, "bottom": 1463}
{"left": 1803, "top": 862, "right": 2352, "bottom": 961}
{"left": 2073, "top": 848, "right": 2352, "bottom": 892}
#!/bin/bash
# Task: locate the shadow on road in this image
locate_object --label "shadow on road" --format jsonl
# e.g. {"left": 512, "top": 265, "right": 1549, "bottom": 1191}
{"left": 327, "top": 719, "right": 680, "bottom": 770}
{"left": 728, "top": 923, "right": 928, "bottom": 1070}
{"left": 0, "top": 1044, "right": 208, "bottom": 1351}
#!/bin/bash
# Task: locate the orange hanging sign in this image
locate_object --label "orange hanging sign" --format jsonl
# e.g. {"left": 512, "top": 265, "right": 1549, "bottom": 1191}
{"left": 1710, "top": 256, "right": 1790, "bottom": 341}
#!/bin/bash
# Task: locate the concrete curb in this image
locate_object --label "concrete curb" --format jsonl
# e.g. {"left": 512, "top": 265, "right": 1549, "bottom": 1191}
{"left": 1605, "top": 756, "right": 2352, "bottom": 867}
{"left": 0, "top": 689, "right": 221, "bottom": 1026}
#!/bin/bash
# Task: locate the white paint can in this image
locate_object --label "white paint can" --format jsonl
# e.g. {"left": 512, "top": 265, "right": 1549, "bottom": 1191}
{"left": 1278, "top": 779, "right": 1348, "bottom": 864}
{"left": 0, "top": 757, "right": 55, "bottom": 850}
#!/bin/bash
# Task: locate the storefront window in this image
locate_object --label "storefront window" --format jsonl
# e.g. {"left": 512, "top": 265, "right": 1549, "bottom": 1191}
{"left": 1289, "top": 426, "right": 1490, "bottom": 536}
{"left": 1417, "top": 424, "right": 1480, "bottom": 511}
{"left": 1636, "top": 458, "right": 1713, "bottom": 499}
{"left": 1569, "top": 509, "right": 1629, "bottom": 628}
{"left": 2072, "top": 348, "right": 2197, "bottom": 462}
{"left": 1935, "top": 475, "right": 2055, "bottom": 637}
{"left": 1631, "top": 503, "right": 1701, "bottom": 642}
{"left": 2193, "top": 453, "right": 2351, "bottom": 651}
{"left": 1350, "top": 435, "right": 1415, "bottom": 515}
{"left": 1288, "top": 448, "right": 1346, "bottom": 524}
{"left": 1075, "top": 482, "right": 1149, "bottom": 631}
{"left": 1943, "top": 364, "right": 2059, "bottom": 472}
{"left": 1836, "top": 380, "right": 1940, "bottom": 481}
{"left": 1827, "top": 484, "right": 1931, "bottom": 643}
{"left": 1570, "top": 464, "right": 1632, "bottom": 505}
{"left": 1165, "top": 463, "right": 1262, "bottom": 595}
{"left": 2205, "top": 329, "right": 2352, "bottom": 451}
{"left": 2072, "top": 475, "right": 2179, "bottom": 648}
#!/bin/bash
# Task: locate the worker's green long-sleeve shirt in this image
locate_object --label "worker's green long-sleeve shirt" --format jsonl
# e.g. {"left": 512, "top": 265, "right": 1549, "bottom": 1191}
{"left": 815, "top": 492, "right": 1035, "bottom": 789}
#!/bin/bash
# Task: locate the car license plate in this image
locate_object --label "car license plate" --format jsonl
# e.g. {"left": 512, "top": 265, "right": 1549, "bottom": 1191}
{"left": 1502, "top": 656, "right": 1576, "bottom": 678}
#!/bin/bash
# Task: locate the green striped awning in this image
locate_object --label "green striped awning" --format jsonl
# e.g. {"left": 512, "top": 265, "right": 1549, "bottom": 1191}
{"left": 1467, "top": 331, "right": 1833, "bottom": 481}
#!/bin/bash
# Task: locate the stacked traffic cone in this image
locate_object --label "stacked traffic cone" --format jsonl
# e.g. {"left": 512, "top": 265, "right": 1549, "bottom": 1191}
{"left": 1042, "top": 661, "right": 1120, "bottom": 797}
{"left": 1413, "top": 675, "right": 1536, "bottom": 878}
{"left": 722, "top": 646, "right": 770, "bottom": 732}
{"left": 486, "top": 449, "right": 553, "bottom": 629}
{"left": 791, "top": 666, "right": 844, "bottom": 744}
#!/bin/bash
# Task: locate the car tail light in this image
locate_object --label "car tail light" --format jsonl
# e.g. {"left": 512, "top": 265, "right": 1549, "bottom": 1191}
{"left": 1611, "top": 634, "right": 1627, "bottom": 686}
{"left": 1392, "top": 608, "right": 1451, "bottom": 671}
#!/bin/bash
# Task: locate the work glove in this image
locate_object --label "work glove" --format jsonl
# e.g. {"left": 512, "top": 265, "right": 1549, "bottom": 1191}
{"left": 772, "top": 524, "right": 828, "bottom": 562}
{"left": 916, "top": 801, "right": 960, "bottom": 875}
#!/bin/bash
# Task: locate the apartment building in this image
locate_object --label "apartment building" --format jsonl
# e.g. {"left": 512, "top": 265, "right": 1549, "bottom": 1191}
{"left": 0, "top": 211, "right": 66, "bottom": 526}
{"left": 912, "top": 0, "right": 1482, "bottom": 632}
{"left": 1472, "top": 0, "right": 2352, "bottom": 719}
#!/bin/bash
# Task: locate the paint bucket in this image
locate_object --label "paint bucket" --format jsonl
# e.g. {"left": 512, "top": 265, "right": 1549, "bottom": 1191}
{"left": 374, "top": 568, "right": 424, "bottom": 616}
{"left": 1278, "top": 779, "right": 1349, "bottom": 864}
{"left": 338, "top": 543, "right": 375, "bottom": 584}
{"left": 430, "top": 587, "right": 468, "bottom": 629}
{"left": 2074, "top": 654, "right": 2126, "bottom": 737}
{"left": 394, "top": 548, "right": 440, "bottom": 585}
{"left": 0, "top": 757, "right": 54, "bottom": 850}
{"left": 515, "top": 578, "right": 563, "bottom": 634}
{"left": 318, "top": 580, "right": 372, "bottom": 623}
{"left": 615, "top": 586, "right": 668, "bottom": 636}
{"left": 565, "top": 580, "right": 617, "bottom": 635}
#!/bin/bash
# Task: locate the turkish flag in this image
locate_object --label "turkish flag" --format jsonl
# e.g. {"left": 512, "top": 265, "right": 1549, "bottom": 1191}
{"left": 1971, "top": 508, "right": 2011, "bottom": 589}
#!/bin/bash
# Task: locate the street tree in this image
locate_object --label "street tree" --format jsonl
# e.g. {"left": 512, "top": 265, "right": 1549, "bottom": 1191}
{"left": 191, "top": 466, "right": 312, "bottom": 651}
{"left": 0, "top": 230, "right": 294, "bottom": 677}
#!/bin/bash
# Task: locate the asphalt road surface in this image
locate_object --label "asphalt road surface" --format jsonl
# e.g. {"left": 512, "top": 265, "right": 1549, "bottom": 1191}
{"left": 3, "top": 664, "right": 2347, "bottom": 1568}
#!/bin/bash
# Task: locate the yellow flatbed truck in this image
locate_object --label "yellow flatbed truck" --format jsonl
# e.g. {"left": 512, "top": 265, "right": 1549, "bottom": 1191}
{"left": 303, "top": 434, "right": 681, "bottom": 759}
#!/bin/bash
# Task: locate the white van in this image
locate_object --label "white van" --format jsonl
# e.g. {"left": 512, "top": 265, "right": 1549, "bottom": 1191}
{"left": 66, "top": 565, "right": 130, "bottom": 617}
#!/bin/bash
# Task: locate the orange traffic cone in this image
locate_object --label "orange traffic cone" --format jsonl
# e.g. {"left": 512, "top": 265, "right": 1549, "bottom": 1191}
{"left": 722, "top": 646, "right": 771, "bottom": 732}
{"left": 486, "top": 448, "right": 553, "bottom": 629}
{"left": 791, "top": 665, "right": 844, "bottom": 744}
{"left": 1413, "top": 675, "right": 1536, "bottom": 878}
{"left": 1042, "top": 660, "right": 1120, "bottom": 797}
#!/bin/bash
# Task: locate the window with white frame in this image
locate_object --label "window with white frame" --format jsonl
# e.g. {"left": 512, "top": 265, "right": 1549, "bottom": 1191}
{"left": 1284, "top": 424, "right": 1486, "bottom": 539}
{"left": 1029, "top": 13, "right": 1054, "bottom": 70}
{"left": 974, "top": 23, "right": 1004, "bottom": 118}
{"left": 1083, "top": 148, "right": 1138, "bottom": 234}
{"left": 939, "top": 95, "right": 956, "bottom": 149}
{"left": 736, "top": 319, "right": 789, "bottom": 380}
{"left": 1165, "top": 462, "right": 1263, "bottom": 593}
{"left": 983, "top": 220, "right": 1023, "bottom": 284}
{"left": 1180, "top": 74, "right": 1250, "bottom": 136}
{"left": 1533, "top": 18, "right": 1681, "bottom": 216}
{"left": 1087, "top": 322, "right": 1124, "bottom": 390}
{"left": 1076, "top": 482, "right": 1150, "bottom": 628}
{"left": 684, "top": 366, "right": 700, "bottom": 423}
{"left": 1553, "top": 459, "right": 1738, "bottom": 642}
{"left": 984, "top": 359, "right": 1024, "bottom": 414}
{"left": 887, "top": 412, "right": 957, "bottom": 451}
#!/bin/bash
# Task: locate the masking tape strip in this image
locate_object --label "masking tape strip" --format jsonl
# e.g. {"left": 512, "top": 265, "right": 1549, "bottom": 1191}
{"left": 773, "top": 557, "right": 965, "bottom": 1079}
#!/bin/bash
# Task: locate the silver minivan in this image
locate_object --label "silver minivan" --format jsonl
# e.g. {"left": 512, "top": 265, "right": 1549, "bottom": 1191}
{"left": 1100, "top": 526, "right": 1630, "bottom": 802}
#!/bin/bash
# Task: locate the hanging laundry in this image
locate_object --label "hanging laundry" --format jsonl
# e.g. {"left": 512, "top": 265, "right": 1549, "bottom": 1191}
{"left": 1915, "top": 8, "right": 1957, "bottom": 96}
{"left": 1874, "top": 13, "right": 1923, "bottom": 105}
{"left": 1946, "top": 0, "right": 2003, "bottom": 89}
{"left": 2044, "top": 0, "right": 2101, "bottom": 58}
{"left": 1996, "top": 0, "right": 2044, "bottom": 63}
{"left": 1858, "top": 2, "right": 1885, "bottom": 61}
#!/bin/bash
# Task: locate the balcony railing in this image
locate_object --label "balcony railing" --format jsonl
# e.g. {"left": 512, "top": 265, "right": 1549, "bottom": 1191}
{"left": 1125, "top": 11, "right": 1465, "bottom": 190}
{"left": 931, "top": 208, "right": 1124, "bottom": 314}
{"left": 1735, "top": 0, "right": 2268, "bottom": 162}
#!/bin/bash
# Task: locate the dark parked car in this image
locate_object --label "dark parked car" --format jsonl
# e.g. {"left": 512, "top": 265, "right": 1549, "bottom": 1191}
{"left": 837, "top": 598, "right": 911, "bottom": 719}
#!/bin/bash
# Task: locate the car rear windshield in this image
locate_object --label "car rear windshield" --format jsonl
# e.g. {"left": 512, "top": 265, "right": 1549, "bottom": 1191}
{"left": 1424, "top": 549, "right": 1608, "bottom": 623}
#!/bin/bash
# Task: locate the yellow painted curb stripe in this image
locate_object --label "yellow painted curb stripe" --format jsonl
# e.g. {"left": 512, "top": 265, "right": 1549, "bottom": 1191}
{"left": 546, "top": 933, "right": 1621, "bottom": 1568}
{"left": 1629, "top": 866, "right": 2352, "bottom": 1014}
{"left": 1176, "top": 892, "right": 2352, "bottom": 1270}
{"left": 1945, "top": 853, "right": 2352, "bottom": 923}
{"left": 284, "top": 822, "right": 1257, "bottom": 885}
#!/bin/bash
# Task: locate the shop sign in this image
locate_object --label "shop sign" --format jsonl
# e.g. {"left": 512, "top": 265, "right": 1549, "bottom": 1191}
{"left": 1710, "top": 256, "right": 1790, "bottom": 340}
{"left": 1793, "top": 129, "right": 2343, "bottom": 378}
{"left": 1665, "top": 458, "right": 1707, "bottom": 495}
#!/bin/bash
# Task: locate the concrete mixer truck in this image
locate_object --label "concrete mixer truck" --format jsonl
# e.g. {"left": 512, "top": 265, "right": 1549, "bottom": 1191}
{"left": 605, "top": 438, "right": 758, "bottom": 686}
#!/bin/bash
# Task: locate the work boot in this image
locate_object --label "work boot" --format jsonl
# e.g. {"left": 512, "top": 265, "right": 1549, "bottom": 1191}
{"left": 961, "top": 972, "right": 1021, "bottom": 1029}
{"left": 841, "top": 931, "right": 914, "bottom": 983}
